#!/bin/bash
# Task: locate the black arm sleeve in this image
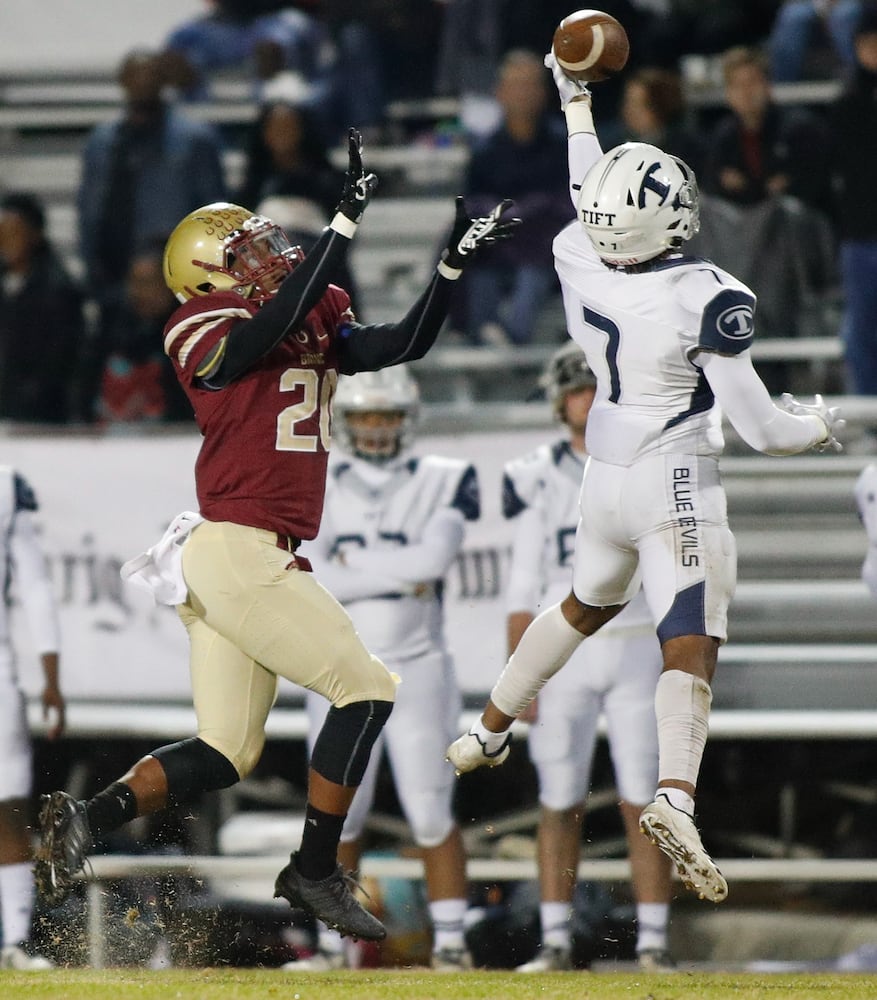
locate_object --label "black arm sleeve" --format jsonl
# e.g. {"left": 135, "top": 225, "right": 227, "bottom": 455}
{"left": 200, "top": 224, "right": 353, "bottom": 389}
{"left": 338, "top": 270, "right": 454, "bottom": 374}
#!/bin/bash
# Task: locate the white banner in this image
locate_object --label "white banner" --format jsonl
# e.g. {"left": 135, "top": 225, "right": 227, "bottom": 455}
{"left": 9, "top": 427, "right": 559, "bottom": 704}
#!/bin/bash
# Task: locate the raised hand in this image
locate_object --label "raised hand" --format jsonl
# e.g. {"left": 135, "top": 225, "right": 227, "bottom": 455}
{"left": 442, "top": 197, "right": 521, "bottom": 272}
{"left": 781, "top": 392, "right": 845, "bottom": 452}
{"left": 336, "top": 127, "right": 379, "bottom": 223}
{"left": 544, "top": 50, "right": 591, "bottom": 110}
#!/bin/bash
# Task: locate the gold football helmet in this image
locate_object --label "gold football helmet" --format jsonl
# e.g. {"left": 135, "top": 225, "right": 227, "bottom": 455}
{"left": 162, "top": 202, "right": 304, "bottom": 303}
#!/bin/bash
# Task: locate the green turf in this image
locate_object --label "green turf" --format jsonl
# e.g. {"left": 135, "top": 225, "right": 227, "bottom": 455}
{"left": 3, "top": 969, "right": 877, "bottom": 1000}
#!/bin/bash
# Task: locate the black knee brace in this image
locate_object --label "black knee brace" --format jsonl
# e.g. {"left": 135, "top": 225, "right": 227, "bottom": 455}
{"left": 151, "top": 737, "right": 239, "bottom": 806}
{"left": 309, "top": 699, "right": 393, "bottom": 786}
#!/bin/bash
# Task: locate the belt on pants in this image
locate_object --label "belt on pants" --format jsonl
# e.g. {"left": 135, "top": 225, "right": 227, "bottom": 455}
{"left": 275, "top": 532, "right": 312, "bottom": 572}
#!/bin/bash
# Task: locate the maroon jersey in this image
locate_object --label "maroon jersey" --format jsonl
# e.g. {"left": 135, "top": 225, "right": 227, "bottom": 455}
{"left": 164, "top": 286, "right": 352, "bottom": 539}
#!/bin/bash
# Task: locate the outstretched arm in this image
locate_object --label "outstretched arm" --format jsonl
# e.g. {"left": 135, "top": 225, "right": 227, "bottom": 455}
{"left": 338, "top": 198, "right": 520, "bottom": 373}
{"left": 544, "top": 52, "right": 603, "bottom": 209}
{"left": 700, "top": 351, "right": 843, "bottom": 455}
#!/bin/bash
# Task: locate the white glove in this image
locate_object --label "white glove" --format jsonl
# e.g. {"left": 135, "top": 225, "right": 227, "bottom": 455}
{"left": 781, "top": 393, "right": 845, "bottom": 452}
{"left": 544, "top": 50, "right": 591, "bottom": 110}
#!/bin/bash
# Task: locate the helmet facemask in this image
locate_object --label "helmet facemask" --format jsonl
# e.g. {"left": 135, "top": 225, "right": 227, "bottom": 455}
{"left": 203, "top": 216, "right": 304, "bottom": 302}
{"left": 344, "top": 411, "right": 408, "bottom": 463}
{"left": 163, "top": 203, "right": 305, "bottom": 303}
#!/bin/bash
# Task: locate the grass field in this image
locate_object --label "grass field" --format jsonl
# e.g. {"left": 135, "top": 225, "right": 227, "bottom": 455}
{"left": 4, "top": 969, "right": 877, "bottom": 1000}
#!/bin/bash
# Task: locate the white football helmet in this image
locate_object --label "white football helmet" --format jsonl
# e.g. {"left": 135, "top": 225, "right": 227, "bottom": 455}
{"left": 577, "top": 142, "right": 700, "bottom": 265}
{"left": 332, "top": 367, "right": 420, "bottom": 463}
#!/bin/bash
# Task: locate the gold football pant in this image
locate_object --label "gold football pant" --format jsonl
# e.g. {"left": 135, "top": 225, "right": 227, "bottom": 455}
{"left": 178, "top": 520, "right": 397, "bottom": 777}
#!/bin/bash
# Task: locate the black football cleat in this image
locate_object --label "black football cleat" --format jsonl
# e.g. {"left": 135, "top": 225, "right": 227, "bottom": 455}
{"left": 274, "top": 852, "right": 386, "bottom": 941}
{"left": 34, "top": 791, "right": 93, "bottom": 908}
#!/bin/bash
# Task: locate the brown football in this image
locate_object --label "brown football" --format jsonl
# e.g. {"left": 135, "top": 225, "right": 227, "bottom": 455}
{"left": 552, "top": 9, "right": 630, "bottom": 82}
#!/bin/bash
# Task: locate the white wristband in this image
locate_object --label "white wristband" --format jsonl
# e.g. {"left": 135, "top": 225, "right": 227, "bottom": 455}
{"left": 329, "top": 212, "right": 358, "bottom": 239}
{"left": 437, "top": 260, "right": 463, "bottom": 281}
{"left": 565, "top": 98, "right": 595, "bottom": 136}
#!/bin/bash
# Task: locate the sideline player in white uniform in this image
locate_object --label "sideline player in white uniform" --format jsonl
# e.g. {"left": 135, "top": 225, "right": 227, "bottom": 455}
{"left": 506, "top": 343, "right": 673, "bottom": 973}
{"left": 291, "top": 366, "right": 478, "bottom": 972}
{"left": 447, "top": 46, "right": 845, "bottom": 905}
{"left": 0, "top": 469, "right": 63, "bottom": 969}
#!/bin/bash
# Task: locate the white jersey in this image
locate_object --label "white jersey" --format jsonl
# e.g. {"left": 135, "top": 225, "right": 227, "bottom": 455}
{"left": 304, "top": 451, "right": 479, "bottom": 663}
{"left": 0, "top": 468, "right": 61, "bottom": 680}
{"left": 502, "top": 439, "right": 652, "bottom": 634}
{"left": 554, "top": 223, "right": 757, "bottom": 467}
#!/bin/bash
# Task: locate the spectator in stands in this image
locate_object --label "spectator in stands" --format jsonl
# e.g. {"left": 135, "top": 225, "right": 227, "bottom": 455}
{"left": 701, "top": 45, "right": 831, "bottom": 212}
{"left": 236, "top": 99, "right": 359, "bottom": 310}
{"left": 79, "top": 240, "right": 191, "bottom": 427}
{"left": 619, "top": 66, "right": 707, "bottom": 178}
{"left": 323, "top": 0, "right": 447, "bottom": 143}
{"left": 435, "top": 1, "right": 645, "bottom": 142}
{"left": 161, "top": 0, "right": 251, "bottom": 100}
{"left": 0, "top": 193, "right": 85, "bottom": 424}
{"left": 78, "top": 49, "right": 227, "bottom": 324}
{"left": 0, "top": 467, "right": 64, "bottom": 970}
{"left": 825, "top": 4, "right": 877, "bottom": 394}
{"left": 459, "top": 50, "right": 572, "bottom": 345}
{"left": 163, "top": 1, "right": 337, "bottom": 126}
{"left": 768, "top": 0, "right": 863, "bottom": 82}
{"left": 636, "top": 1, "right": 783, "bottom": 70}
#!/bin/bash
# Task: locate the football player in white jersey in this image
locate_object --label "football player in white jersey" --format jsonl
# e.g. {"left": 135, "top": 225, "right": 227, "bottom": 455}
{"left": 447, "top": 47, "right": 845, "bottom": 905}
{"left": 506, "top": 343, "right": 673, "bottom": 972}
{"left": 0, "top": 469, "right": 63, "bottom": 969}
{"left": 289, "top": 366, "right": 479, "bottom": 972}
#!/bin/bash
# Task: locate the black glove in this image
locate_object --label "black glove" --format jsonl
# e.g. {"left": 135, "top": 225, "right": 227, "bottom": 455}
{"left": 336, "top": 127, "right": 379, "bottom": 223}
{"left": 442, "top": 197, "right": 521, "bottom": 271}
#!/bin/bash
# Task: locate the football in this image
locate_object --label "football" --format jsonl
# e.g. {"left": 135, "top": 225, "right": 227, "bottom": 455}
{"left": 552, "top": 9, "right": 630, "bottom": 82}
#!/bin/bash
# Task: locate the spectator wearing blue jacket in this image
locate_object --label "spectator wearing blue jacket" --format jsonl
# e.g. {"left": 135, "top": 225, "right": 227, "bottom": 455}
{"left": 78, "top": 50, "right": 227, "bottom": 317}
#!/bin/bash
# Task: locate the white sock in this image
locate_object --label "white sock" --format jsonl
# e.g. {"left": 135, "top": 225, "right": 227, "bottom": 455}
{"left": 657, "top": 787, "right": 695, "bottom": 815}
{"left": 540, "top": 901, "right": 572, "bottom": 950}
{"left": 635, "top": 901, "right": 669, "bottom": 953}
{"left": 0, "top": 862, "right": 33, "bottom": 947}
{"left": 469, "top": 715, "right": 509, "bottom": 752}
{"left": 430, "top": 898, "right": 467, "bottom": 952}
{"left": 654, "top": 670, "right": 711, "bottom": 790}
{"left": 316, "top": 922, "right": 343, "bottom": 955}
{"left": 491, "top": 604, "right": 585, "bottom": 718}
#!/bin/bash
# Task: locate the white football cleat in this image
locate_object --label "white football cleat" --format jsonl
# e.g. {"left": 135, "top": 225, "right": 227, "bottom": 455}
{"left": 281, "top": 948, "right": 348, "bottom": 971}
{"left": 430, "top": 946, "right": 474, "bottom": 971}
{"left": 0, "top": 944, "right": 54, "bottom": 970}
{"left": 515, "top": 945, "right": 573, "bottom": 972}
{"left": 445, "top": 729, "right": 511, "bottom": 774}
{"left": 639, "top": 795, "right": 728, "bottom": 903}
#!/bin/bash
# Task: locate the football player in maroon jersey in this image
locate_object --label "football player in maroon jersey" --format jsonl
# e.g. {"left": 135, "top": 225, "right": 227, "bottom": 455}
{"left": 35, "top": 129, "right": 519, "bottom": 942}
